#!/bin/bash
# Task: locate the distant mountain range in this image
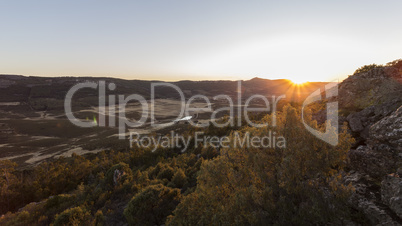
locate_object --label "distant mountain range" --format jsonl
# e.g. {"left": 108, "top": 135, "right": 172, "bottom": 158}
{"left": 0, "top": 74, "right": 327, "bottom": 111}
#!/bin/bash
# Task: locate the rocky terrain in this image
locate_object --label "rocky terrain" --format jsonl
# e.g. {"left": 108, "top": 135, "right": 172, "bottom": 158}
{"left": 340, "top": 64, "right": 402, "bottom": 225}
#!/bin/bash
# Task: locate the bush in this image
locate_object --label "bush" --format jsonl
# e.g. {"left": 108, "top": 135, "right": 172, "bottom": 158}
{"left": 157, "top": 166, "right": 175, "bottom": 180}
{"left": 53, "top": 206, "right": 91, "bottom": 226}
{"left": 94, "top": 210, "right": 105, "bottom": 226}
{"left": 171, "top": 169, "right": 187, "bottom": 188}
{"left": 353, "top": 63, "right": 383, "bottom": 75}
{"left": 124, "top": 184, "right": 181, "bottom": 225}
{"left": 44, "top": 194, "right": 75, "bottom": 211}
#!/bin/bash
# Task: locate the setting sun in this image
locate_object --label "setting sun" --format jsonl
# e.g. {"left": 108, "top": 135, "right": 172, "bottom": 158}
{"left": 290, "top": 78, "right": 308, "bottom": 85}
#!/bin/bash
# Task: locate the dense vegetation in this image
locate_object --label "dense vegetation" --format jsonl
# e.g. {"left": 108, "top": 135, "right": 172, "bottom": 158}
{"left": 353, "top": 64, "right": 383, "bottom": 75}
{"left": 353, "top": 59, "right": 402, "bottom": 75}
{"left": 0, "top": 104, "right": 358, "bottom": 225}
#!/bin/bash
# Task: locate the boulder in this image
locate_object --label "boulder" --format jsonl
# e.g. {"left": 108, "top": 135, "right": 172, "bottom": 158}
{"left": 347, "top": 112, "right": 364, "bottom": 132}
{"left": 348, "top": 104, "right": 401, "bottom": 179}
{"left": 369, "top": 106, "right": 402, "bottom": 153}
{"left": 345, "top": 172, "right": 401, "bottom": 225}
{"left": 348, "top": 145, "right": 395, "bottom": 179}
{"left": 382, "top": 175, "right": 402, "bottom": 219}
{"left": 113, "top": 169, "right": 126, "bottom": 186}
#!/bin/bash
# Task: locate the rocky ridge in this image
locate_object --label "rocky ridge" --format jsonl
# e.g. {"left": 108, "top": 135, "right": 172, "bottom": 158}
{"left": 340, "top": 65, "right": 402, "bottom": 225}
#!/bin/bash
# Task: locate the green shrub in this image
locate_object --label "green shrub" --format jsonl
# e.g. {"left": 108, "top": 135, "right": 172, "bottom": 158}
{"left": 45, "top": 194, "right": 75, "bottom": 210}
{"left": 157, "top": 166, "right": 175, "bottom": 180}
{"left": 94, "top": 210, "right": 105, "bottom": 226}
{"left": 124, "top": 184, "right": 181, "bottom": 226}
{"left": 353, "top": 63, "right": 383, "bottom": 75}
{"left": 53, "top": 206, "right": 91, "bottom": 226}
{"left": 171, "top": 169, "right": 187, "bottom": 188}
{"left": 12, "top": 211, "right": 30, "bottom": 225}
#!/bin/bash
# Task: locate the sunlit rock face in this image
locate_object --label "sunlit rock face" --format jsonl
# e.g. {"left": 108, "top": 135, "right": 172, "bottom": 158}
{"left": 338, "top": 66, "right": 402, "bottom": 112}
{"left": 340, "top": 69, "right": 401, "bottom": 146}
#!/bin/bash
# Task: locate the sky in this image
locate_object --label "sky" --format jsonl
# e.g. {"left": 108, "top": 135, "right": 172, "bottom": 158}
{"left": 0, "top": 0, "right": 401, "bottom": 82}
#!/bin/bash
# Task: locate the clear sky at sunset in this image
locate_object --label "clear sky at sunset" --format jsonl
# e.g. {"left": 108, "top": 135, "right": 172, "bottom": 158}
{"left": 1, "top": 0, "right": 401, "bottom": 82}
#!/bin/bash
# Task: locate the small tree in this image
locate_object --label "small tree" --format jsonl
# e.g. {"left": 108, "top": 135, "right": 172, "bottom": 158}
{"left": 171, "top": 169, "right": 187, "bottom": 188}
{"left": 124, "top": 184, "right": 181, "bottom": 225}
{"left": 0, "top": 160, "right": 18, "bottom": 213}
{"left": 53, "top": 206, "right": 92, "bottom": 226}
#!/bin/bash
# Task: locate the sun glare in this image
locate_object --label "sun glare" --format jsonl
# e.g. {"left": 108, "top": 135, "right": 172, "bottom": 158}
{"left": 290, "top": 78, "right": 308, "bottom": 85}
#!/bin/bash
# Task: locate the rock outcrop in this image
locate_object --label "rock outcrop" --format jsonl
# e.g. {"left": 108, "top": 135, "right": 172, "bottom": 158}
{"left": 382, "top": 175, "right": 402, "bottom": 219}
{"left": 345, "top": 171, "right": 401, "bottom": 225}
{"left": 113, "top": 169, "right": 126, "bottom": 186}
{"left": 369, "top": 106, "right": 402, "bottom": 153}
{"left": 348, "top": 145, "right": 394, "bottom": 179}
{"left": 348, "top": 106, "right": 402, "bottom": 179}
{"left": 339, "top": 66, "right": 402, "bottom": 111}
{"left": 340, "top": 64, "right": 402, "bottom": 225}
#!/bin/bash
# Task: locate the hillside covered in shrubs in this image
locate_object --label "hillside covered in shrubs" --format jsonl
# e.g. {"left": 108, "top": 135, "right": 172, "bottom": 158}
{"left": 1, "top": 59, "right": 401, "bottom": 225}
